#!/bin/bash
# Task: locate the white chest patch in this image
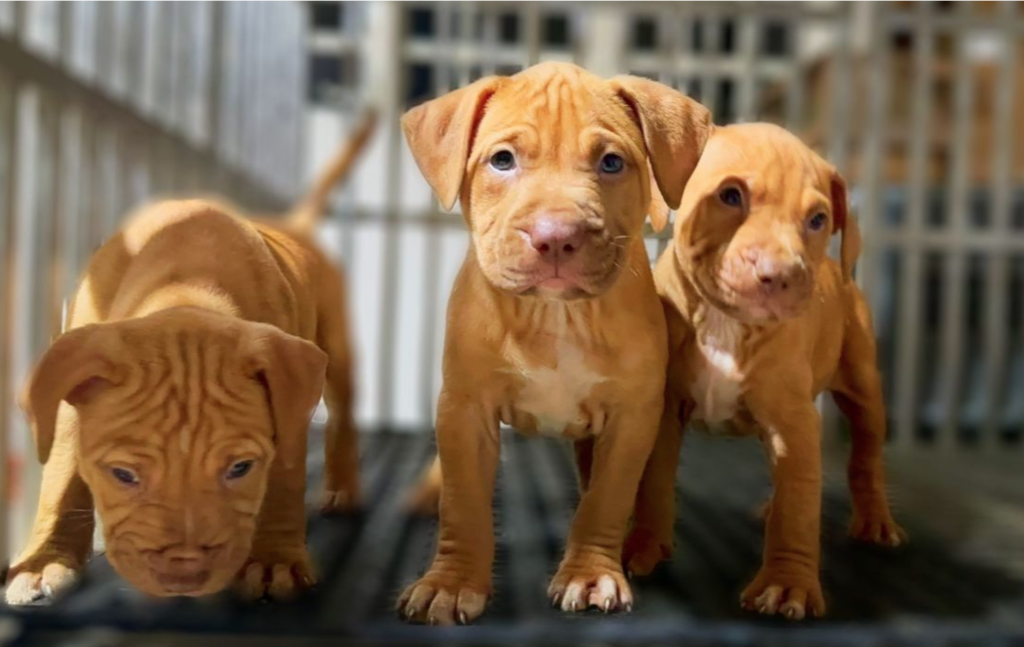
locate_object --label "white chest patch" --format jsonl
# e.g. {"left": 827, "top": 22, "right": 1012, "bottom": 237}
{"left": 507, "top": 340, "right": 607, "bottom": 436}
{"left": 690, "top": 307, "right": 745, "bottom": 427}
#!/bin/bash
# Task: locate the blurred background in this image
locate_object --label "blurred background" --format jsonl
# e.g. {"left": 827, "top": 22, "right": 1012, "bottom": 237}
{"left": 0, "top": 1, "right": 1022, "bottom": 645}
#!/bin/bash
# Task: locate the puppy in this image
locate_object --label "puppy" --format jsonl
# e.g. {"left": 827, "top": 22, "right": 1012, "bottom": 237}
{"left": 3, "top": 112, "right": 376, "bottom": 604}
{"left": 624, "top": 123, "right": 905, "bottom": 620}
{"left": 396, "top": 62, "right": 710, "bottom": 625}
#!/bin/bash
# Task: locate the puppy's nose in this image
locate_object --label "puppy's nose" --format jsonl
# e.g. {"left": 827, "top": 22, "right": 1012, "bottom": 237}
{"left": 744, "top": 249, "right": 805, "bottom": 294}
{"left": 528, "top": 215, "right": 587, "bottom": 260}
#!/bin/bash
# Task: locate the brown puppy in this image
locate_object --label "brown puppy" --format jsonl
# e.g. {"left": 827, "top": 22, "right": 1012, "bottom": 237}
{"left": 396, "top": 62, "right": 710, "bottom": 625}
{"left": 624, "top": 123, "right": 905, "bottom": 620}
{"left": 3, "top": 113, "right": 376, "bottom": 604}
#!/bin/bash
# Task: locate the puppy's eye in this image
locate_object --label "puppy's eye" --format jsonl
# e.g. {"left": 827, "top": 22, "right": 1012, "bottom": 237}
{"left": 718, "top": 187, "right": 743, "bottom": 208}
{"left": 808, "top": 212, "right": 828, "bottom": 232}
{"left": 599, "top": 153, "right": 625, "bottom": 174}
{"left": 110, "top": 467, "right": 139, "bottom": 486}
{"left": 226, "top": 460, "right": 255, "bottom": 480}
{"left": 489, "top": 150, "right": 516, "bottom": 171}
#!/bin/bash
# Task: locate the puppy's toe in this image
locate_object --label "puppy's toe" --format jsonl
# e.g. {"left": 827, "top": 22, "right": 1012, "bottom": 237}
{"left": 623, "top": 527, "right": 672, "bottom": 577}
{"left": 235, "top": 552, "right": 316, "bottom": 602}
{"left": 741, "top": 569, "right": 825, "bottom": 620}
{"left": 849, "top": 512, "right": 908, "bottom": 548}
{"left": 4, "top": 562, "right": 81, "bottom": 605}
{"left": 397, "top": 569, "right": 489, "bottom": 625}
{"left": 548, "top": 558, "right": 633, "bottom": 614}
{"left": 320, "top": 488, "right": 361, "bottom": 515}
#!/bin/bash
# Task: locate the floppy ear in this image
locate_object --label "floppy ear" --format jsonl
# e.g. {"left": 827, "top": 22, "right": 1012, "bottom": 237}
{"left": 647, "top": 163, "right": 671, "bottom": 233}
{"left": 830, "top": 171, "right": 861, "bottom": 283}
{"left": 244, "top": 324, "right": 328, "bottom": 470}
{"left": 401, "top": 76, "right": 505, "bottom": 211}
{"left": 20, "top": 324, "right": 126, "bottom": 463}
{"left": 611, "top": 75, "right": 712, "bottom": 213}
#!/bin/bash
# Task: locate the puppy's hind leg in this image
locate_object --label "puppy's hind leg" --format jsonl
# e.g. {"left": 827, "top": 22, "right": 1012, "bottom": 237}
{"left": 316, "top": 268, "right": 362, "bottom": 515}
{"left": 830, "top": 291, "right": 906, "bottom": 547}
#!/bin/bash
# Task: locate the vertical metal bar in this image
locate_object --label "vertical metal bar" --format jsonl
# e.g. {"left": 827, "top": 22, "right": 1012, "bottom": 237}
{"left": 894, "top": 3, "right": 933, "bottom": 449}
{"left": 0, "top": 70, "right": 16, "bottom": 565}
{"left": 735, "top": 11, "right": 757, "bottom": 124}
{"left": 827, "top": 4, "right": 852, "bottom": 174}
{"left": 785, "top": 14, "right": 805, "bottom": 131}
{"left": 857, "top": 3, "right": 891, "bottom": 309}
{"left": 375, "top": 2, "right": 404, "bottom": 427}
{"left": 982, "top": 2, "right": 1018, "bottom": 450}
{"left": 937, "top": 4, "right": 976, "bottom": 449}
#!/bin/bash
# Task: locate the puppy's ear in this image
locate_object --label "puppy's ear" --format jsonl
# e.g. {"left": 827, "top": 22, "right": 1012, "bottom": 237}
{"left": 830, "top": 171, "right": 861, "bottom": 283}
{"left": 647, "top": 163, "right": 671, "bottom": 233}
{"left": 401, "top": 76, "right": 505, "bottom": 211}
{"left": 20, "top": 325, "right": 125, "bottom": 463}
{"left": 612, "top": 75, "right": 712, "bottom": 212}
{"left": 244, "top": 324, "right": 328, "bottom": 470}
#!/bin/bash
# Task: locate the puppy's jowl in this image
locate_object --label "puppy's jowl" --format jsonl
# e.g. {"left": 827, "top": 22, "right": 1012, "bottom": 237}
{"left": 397, "top": 62, "right": 710, "bottom": 625}
{"left": 3, "top": 115, "right": 375, "bottom": 605}
{"left": 626, "top": 123, "right": 906, "bottom": 620}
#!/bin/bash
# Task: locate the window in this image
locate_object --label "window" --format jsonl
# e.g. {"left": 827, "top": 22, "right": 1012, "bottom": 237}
{"left": 309, "top": 54, "right": 341, "bottom": 103}
{"left": 720, "top": 19, "right": 736, "bottom": 54}
{"left": 495, "top": 64, "right": 522, "bottom": 76}
{"left": 687, "top": 78, "right": 703, "bottom": 102}
{"left": 691, "top": 18, "right": 705, "bottom": 54}
{"left": 499, "top": 12, "right": 519, "bottom": 44}
{"left": 762, "top": 21, "right": 789, "bottom": 57}
{"left": 716, "top": 78, "right": 735, "bottom": 123}
{"left": 408, "top": 7, "right": 435, "bottom": 38}
{"left": 542, "top": 13, "right": 570, "bottom": 48}
{"left": 310, "top": 2, "right": 342, "bottom": 31}
{"left": 406, "top": 63, "right": 435, "bottom": 106}
{"left": 632, "top": 17, "right": 657, "bottom": 51}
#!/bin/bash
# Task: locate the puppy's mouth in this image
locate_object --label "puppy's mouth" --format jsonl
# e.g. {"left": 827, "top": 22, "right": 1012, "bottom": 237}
{"left": 503, "top": 262, "right": 619, "bottom": 300}
{"left": 152, "top": 569, "right": 213, "bottom": 596}
{"left": 711, "top": 275, "right": 813, "bottom": 323}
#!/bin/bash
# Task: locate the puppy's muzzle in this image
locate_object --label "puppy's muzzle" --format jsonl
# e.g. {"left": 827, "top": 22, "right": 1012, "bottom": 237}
{"left": 741, "top": 247, "right": 810, "bottom": 298}
{"left": 526, "top": 214, "right": 587, "bottom": 263}
{"left": 142, "top": 544, "right": 225, "bottom": 594}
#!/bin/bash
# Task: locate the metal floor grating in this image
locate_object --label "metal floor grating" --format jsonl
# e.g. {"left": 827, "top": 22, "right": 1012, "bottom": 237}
{"left": 2, "top": 429, "right": 1024, "bottom": 647}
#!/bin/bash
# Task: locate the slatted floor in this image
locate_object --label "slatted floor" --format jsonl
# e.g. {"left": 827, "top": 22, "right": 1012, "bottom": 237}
{"left": 2, "top": 429, "right": 1024, "bottom": 647}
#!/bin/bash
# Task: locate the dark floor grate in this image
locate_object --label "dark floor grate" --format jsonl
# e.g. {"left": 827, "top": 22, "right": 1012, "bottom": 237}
{"left": 2, "top": 430, "right": 1023, "bottom": 647}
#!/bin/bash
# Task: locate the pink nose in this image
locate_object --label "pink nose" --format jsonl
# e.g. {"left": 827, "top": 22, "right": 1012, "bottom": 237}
{"left": 527, "top": 215, "right": 587, "bottom": 259}
{"left": 742, "top": 248, "right": 806, "bottom": 294}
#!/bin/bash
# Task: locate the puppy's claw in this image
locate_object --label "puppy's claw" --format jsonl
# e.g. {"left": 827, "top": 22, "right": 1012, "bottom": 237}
{"left": 603, "top": 599, "right": 612, "bottom": 613}
{"left": 458, "top": 611, "right": 468, "bottom": 625}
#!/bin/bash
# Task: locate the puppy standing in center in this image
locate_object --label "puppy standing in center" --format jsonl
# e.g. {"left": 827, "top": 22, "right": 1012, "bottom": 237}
{"left": 398, "top": 62, "right": 710, "bottom": 625}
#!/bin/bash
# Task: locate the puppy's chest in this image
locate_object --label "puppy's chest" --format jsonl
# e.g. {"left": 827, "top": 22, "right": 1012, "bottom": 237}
{"left": 684, "top": 310, "right": 749, "bottom": 435}
{"left": 501, "top": 338, "right": 610, "bottom": 439}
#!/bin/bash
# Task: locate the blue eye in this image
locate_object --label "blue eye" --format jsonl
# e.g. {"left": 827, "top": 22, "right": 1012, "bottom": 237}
{"left": 600, "top": 153, "right": 624, "bottom": 174}
{"left": 490, "top": 150, "right": 516, "bottom": 171}
{"left": 808, "top": 212, "right": 828, "bottom": 232}
{"left": 719, "top": 187, "right": 743, "bottom": 207}
{"left": 111, "top": 467, "right": 139, "bottom": 486}
{"left": 226, "top": 460, "right": 255, "bottom": 480}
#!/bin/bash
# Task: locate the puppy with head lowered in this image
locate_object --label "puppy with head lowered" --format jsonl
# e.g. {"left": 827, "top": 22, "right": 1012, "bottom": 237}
{"left": 397, "top": 62, "right": 710, "bottom": 625}
{"left": 3, "top": 114, "right": 375, "bottom": 604}
{"left": 624, "top": 123, "right": 905, "bottom": 619}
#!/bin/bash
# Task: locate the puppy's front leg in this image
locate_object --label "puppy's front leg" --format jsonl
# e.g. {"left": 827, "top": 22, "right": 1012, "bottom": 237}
{"left": 397, "top": 390, "right": 499, "bottom": 626}
{"left": 5, "top": 407, "right": 92, "bottom": 605}
{"left": 236, "top": 450, "right": 314, "bottom": 602}
{"left": 741, "top": 389, "right": 825, "bottom": 620}
{"left": 550, "top": 402, "right": 661, "bottom": 614}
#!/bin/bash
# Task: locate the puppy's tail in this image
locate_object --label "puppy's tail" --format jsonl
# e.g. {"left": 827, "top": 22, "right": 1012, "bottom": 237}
{"left": 287, "top": 107, "right": 378, "bottom": 235}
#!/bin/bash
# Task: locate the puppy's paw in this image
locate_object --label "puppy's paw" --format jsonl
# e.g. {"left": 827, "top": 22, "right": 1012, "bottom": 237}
{"left": 4, "top": 561, "right": 81, "bottom": 605}
{"left": 320, "top": 486, "right": 361, "bottom": 515}
{"left": 849, "top": 511, "right": 907, "bottom": 548}
{"left": 235, "top": 547, "right": 316, "bottom": 602}
{"left": 622, "top": 527, "right": 672, "bottom": 577}
{"left": 397, "top": 569, "right": 489, "bottom": 625}
{"left": 741, "top": 569, "right": 825, "bottom": 620}
{"left": 548, "top": 555, "right": 633, "bottom": 614}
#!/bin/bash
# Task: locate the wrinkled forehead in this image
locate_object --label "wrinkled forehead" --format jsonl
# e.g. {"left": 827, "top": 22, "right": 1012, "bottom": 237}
{"left": 700, "top": 127, "right": 831, "bottom": 207}
{"left": 475, "top": 68, "right": 642, "bottom": 151}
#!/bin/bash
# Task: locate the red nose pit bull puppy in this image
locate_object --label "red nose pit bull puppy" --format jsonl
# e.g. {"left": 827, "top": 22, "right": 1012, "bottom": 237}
{"left": 624, "top": 123, "right": 906, "bottom": 620}
{"left": 396, "top": 62, "right": 710, "bottom": 625}
{"left": 3, "top": 113, "right": 376, "bottom": 604}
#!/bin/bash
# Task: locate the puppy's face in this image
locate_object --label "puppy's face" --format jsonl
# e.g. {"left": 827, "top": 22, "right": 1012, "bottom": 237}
{"left": 674, "top": 124, "right": 857, "bottom": 323}
{"left": 23, "top": 309, "right": 326, "bottom": 597}
{"left": 463, "top": 73, "right": 650, "bottom": 299}
{"left": 403, "top": 62, "right": 710, "bottom": 300}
